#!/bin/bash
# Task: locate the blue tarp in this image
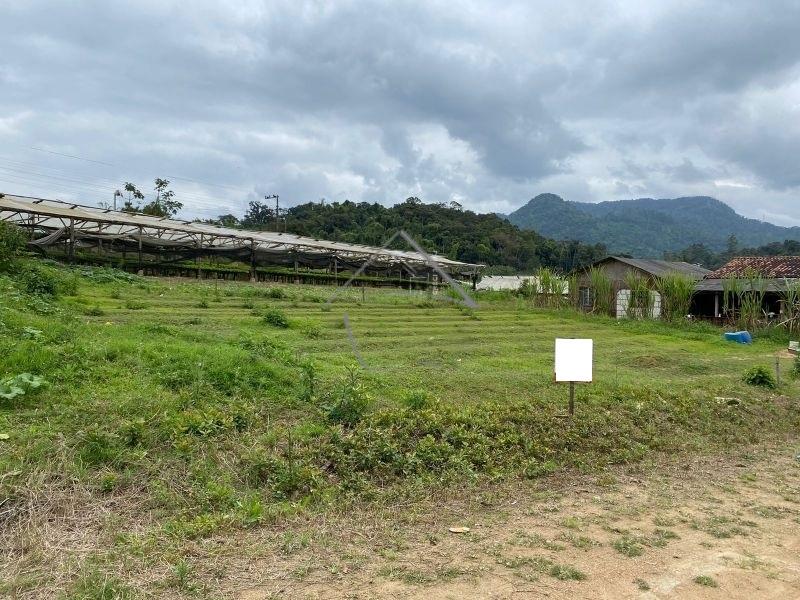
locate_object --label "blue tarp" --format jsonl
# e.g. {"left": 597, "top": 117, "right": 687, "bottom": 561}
{"left": 724, "top": 331, "right": 752, "bottom": 344}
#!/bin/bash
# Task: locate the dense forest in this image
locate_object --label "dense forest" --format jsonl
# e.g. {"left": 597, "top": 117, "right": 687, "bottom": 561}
{"left": 506, "top": 193, "right": 800, "bottom": 257}
{"left": 206, "top": 197, "right": 608, "bottom": 273}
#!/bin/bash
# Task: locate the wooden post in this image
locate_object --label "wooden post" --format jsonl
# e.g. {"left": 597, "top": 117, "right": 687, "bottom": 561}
{"left": 569, "top": 381, "right": 575, "bottom": 416}
{"left": 294, "top": 256, "right": 300, "bottom": 284}
{"left": 334, "top": 258, "right": 339, "bottom": 285}
{"left": 776, "top": 355, "right": 781, "bottom": 386}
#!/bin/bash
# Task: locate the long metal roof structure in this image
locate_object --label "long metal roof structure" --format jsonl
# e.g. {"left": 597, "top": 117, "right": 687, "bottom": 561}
{"left": 0, "top": 193, "right": 482, "bottom": 275}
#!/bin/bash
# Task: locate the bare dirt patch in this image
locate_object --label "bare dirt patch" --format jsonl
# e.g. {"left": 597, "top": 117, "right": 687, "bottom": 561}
{"left": 229, "top": 440, "right": 800, "bottom": 600}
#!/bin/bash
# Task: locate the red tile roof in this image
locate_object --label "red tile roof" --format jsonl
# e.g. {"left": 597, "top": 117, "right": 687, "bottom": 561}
{"left": 705, "top": 256, "right": 800, "bottom": 279}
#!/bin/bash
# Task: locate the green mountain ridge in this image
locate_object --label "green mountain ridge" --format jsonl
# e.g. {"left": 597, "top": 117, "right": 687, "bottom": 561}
{"left": 506, "top": 194, "right": 800, "bottom": 257}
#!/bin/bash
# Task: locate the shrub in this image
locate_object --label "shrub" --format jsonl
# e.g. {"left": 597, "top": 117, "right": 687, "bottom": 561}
{"left": 18, "top": 263, "right": 78, "bottom": 297}
{"left": 322, "top": 368, "right": 371, "bottom": 426}
{"left": 263, "top": 308, "right": 290, "bottom": 328}
{"left": 197, "top": 298, "right": 210, "bottom": 309}
{"left": 0, "top": 221, "right": 26, "bottom": 270}
{"left": 83, "top": 305, "right": 105, "bottom": 316}
{"left": 265, "top": 287, "right": 287, "bottom": 299}
{"left": 742, "top": 365, "right": 776, "bottom": 389}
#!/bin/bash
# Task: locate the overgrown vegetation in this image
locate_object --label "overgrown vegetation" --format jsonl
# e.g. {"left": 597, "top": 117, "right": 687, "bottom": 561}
{"left": 2, "top": 256, "right": 799, "bottom": 596}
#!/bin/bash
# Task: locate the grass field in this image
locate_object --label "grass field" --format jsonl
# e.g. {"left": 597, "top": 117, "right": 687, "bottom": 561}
{"left": 1, "top": 261, "right": 799, "bottom": 598}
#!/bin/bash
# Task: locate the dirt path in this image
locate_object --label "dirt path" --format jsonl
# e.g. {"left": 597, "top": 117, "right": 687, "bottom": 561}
{"left": 230, "top": 440, "right": 800, "bottom": 599}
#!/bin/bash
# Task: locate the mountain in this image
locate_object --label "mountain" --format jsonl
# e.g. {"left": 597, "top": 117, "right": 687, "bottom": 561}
{"left": 506, "top": 194, "right": 800, "bottom": 257}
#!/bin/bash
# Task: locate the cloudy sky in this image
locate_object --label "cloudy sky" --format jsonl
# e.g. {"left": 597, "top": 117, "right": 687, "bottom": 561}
{"left": 2, "top": 1, "right": 800, "bottom": 225}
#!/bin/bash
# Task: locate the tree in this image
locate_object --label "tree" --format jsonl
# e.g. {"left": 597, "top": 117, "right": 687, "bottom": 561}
{"left": 216, "top": 214, "right": 240, "bottom": 228}
{"left": 241, "top": 200, "right": 274, "bottom": 228}
{"left": 141, "top": 178, "right": 183, "bottom": 218}
{"left": 726, "top": 234, "right": 739, "bottom": 256}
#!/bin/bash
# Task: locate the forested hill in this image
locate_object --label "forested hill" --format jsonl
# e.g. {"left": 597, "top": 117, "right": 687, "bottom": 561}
{"left": 506, "top": 193, "right": 800, "bottom": 257}
{"left": 215, "top": 198, "right": 608, "bottom": 273}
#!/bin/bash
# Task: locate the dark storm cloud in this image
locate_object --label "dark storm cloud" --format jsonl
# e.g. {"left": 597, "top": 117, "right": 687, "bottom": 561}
{"left": 1, "top": 1, "right": 799, "bottom": 222}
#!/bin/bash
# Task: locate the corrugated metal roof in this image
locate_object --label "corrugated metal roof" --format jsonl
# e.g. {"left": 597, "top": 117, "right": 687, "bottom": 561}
{"left": 705, "top": 256, "right": 800, "bottom": 279}
{"left": 595, "top": 256, "right": 711, "bottom": 279}
{"left": 694, "top": 278, "right": 795, "bottom": 292}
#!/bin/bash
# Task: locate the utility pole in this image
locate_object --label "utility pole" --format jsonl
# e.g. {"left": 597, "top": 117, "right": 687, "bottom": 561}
{"left": 113, "top": 189, "right": 123, "bottom": 211}
{"left": 265, "top": 194, "right": 279, "bottom": 232}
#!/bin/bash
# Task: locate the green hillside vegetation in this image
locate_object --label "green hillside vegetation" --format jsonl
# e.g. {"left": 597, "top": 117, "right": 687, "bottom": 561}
{"left": 667, "top": 239, "right": 800, "bottom": 269}
{"left": 206, "top": 197, "right": 608, "bottom": 273}
{"left": 506, "top": 193, "right": 800, "bottom": 257}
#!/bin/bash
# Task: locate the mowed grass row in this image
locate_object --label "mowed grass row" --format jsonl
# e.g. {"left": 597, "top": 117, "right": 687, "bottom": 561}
{"left": 2, "top": 263, "right": 799, "bottom": 598}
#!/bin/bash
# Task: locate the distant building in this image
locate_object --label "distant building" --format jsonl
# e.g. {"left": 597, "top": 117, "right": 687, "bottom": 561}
{"left": 693, "top": 256, "right": 800, "bottom": 319}
{"left": 576, "top": 256, "right": 710, "bottom": 318}
{"left": 476, "top": 274, "right": 568, "bottom": 293}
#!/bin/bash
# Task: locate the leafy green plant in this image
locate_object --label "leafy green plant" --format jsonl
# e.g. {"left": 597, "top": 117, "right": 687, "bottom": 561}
{"left": 263, "top": 308, "right": 290, "bottom": 328}
{"left": 743, "top": 365, "right": 776, "bottom": 389}
{"left": 83, "top": 305, "right": 106, "bottom": 316}
{"left": 0, "top": 373, "right": 45, "bottom": 400}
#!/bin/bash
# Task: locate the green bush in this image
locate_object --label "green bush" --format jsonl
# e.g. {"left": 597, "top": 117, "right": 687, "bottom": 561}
{"left": 0, "top": 221, "right": 26, "bottom": 271}
{"left": 743, "top": 365, "right": 776, "bottom": 389}
{"left": 263, "top": 308, "right": 290, "bottom": 328}
{"left": 322, "top": 369, "right": 371, "bottom": 426}
{"left": 265, "top": 287, "right": 287, "bottom": 299}
{"left": 17, "top": 263, "right": 78, "bottom": 297}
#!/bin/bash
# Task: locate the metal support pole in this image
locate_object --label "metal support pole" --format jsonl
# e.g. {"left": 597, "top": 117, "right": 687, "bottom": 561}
{"left": 68, "top": 218, "right": 75, "bottom": 263}
{"left": 196, "top": 233, "right": 203, "bottom": 279}
{"left": 137, "top": 226, "right": 143, "bottom": 270}
{"left": 569, "top": 382, "right": 575, "bottom": 416}
{"left": 249, "top": 238, "right": 256, "bottom": 282}
{"left": 294, "top": 257, "right": 299, "bottom": 284}
{"left": 334, "top": 258, "right": 339, "bottom": 285}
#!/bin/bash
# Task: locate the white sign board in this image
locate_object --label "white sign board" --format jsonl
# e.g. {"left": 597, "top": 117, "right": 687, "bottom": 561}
{"left": 554, "top": 338, "right": 593, "bottom": 383}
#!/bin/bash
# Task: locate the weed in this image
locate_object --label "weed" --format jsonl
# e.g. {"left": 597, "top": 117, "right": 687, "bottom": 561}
{"left": 693, "top": 575, "right": 718, "bottom": 587}
{"left": 264, "top": 308, "right": 290, "bottom": 328}
{"left": 613, "top": 536, "right": 644, "bottom": 557}
{"left": 634, "top": 578, "right": 650, "bottom": 591}
{"left": 124, "top": 299, "right": 148, "bottom": 310}
{"left": 743, "top": 365, "right": 776, "bottom": 388}
{"left": 84, "top": 305, "right": 106, "bottom": 316}
{"left": 197, "top": 298, "right": 210, "bottom": 309}
{"left": 548, "top": 564, "right": 586, "bottom": 581}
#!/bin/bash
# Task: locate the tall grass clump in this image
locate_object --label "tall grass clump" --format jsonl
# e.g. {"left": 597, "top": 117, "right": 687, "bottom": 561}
{"left": 588, "top": 267, "right": 614, "bottom": 316}
{"left": 779, "top": 279, "right": 800, "bottom": 337}
{"left": 623, "top": 272, "right": 653, "bottom": 320}
{"left": 739, "top": 269, "right": 766, "bottom": 331}
{"left": 657, "top": 272, "right": 695, "bottom": 322}
{"left": 536, "top": 267, "right": 567, "bottom": 308}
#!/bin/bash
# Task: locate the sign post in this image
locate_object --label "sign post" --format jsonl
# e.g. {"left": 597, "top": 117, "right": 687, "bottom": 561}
{"left": 554, "top": 338, "right": 593, "bottom": 416}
